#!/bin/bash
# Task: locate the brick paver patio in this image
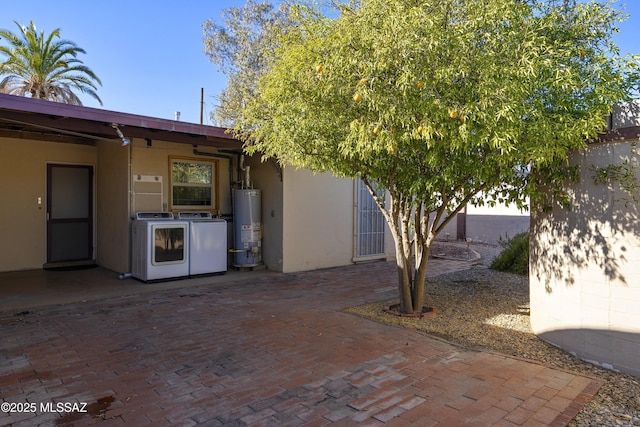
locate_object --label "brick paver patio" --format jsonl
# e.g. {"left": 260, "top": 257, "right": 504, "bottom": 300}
{"left": 0, "top": 260, "right": 601, "bottom": 426}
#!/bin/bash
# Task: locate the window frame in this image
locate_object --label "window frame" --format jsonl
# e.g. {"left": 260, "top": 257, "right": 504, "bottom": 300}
{"left": 169, "top": 156, "right": 219, "bottom": 212}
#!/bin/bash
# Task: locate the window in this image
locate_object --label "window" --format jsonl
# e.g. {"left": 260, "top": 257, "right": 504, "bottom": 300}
{"left": 170, "top": 157, "right": 218, "bottom": 210}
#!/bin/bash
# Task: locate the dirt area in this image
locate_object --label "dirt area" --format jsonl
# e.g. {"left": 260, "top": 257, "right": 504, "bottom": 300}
{"left": 430, "top": 241, "right": 478, "bottom": 260}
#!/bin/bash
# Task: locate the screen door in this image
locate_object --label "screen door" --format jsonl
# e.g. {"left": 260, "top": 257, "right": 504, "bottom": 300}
{"left": 46, "top": 164, "right": 94, "bottom": 263}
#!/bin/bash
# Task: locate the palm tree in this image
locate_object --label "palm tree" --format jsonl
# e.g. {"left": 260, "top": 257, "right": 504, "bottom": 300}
{"left": 0, "top": 21, "right": 102, "bottom": 105}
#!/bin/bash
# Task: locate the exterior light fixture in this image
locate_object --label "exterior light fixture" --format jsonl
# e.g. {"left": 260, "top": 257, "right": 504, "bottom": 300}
{"left": 111, "top": 123, "right": 130, "bottom": 146}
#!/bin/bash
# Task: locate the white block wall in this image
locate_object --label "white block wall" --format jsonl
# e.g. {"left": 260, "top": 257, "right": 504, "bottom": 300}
{"left": 530, "top": 139, "right": 640, "bottom": 377}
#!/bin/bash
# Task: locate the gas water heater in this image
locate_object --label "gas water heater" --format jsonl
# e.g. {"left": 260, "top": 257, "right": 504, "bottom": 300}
{"left": 233, "top": 189, "right": 262, "bottom": 267}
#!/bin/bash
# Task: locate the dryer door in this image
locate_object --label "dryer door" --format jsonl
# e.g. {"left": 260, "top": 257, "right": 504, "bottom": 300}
{"left": 152, "top": 223, "right": 187, "bottom": 265}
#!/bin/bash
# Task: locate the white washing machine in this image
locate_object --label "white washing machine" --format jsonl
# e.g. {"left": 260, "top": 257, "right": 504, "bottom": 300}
{"left": 178, "top": 212, "right": 227, "bottom": 276}
{"left": 131, "top": 212, "right": 190, "bottom": 282}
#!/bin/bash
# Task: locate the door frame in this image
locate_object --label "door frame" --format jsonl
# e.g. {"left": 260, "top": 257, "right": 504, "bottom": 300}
{"left": 45, "top": 162, "right": 96, "bottom": 267}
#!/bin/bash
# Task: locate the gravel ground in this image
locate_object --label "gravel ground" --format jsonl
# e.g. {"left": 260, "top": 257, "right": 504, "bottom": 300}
{"left": 346, "top": 242, "right": 640, "bottom": 426}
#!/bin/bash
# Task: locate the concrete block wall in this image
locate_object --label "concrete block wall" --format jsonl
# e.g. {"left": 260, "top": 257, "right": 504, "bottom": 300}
{"left": 465, "top": 214, "right": 529, "bottom": 244}
{"left": 434, "top": 201, "right": 530, "bottom": 245}
{"left": 530, "top": 139, "right": 640, "bottom": 377}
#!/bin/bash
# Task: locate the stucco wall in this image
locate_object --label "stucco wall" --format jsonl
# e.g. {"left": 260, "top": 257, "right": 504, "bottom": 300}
{"left": 245, "top": 155, "right": 284, "bottom": 271}
{"left": 530, "top": 140, "right": 640, "bottom": 377}
{"left": 0, "top": 136, "right": 236, "bottom": 274}
{"left": 0, "top": 137, "right": 96, "bottom": 272}
{"left": 129, "top": 140, "right": 233, "bottom": 215}
{"left": 96, "top": 140, "right": 129, "bottom": 273}
{"left": 239, "top": 160, "right": 396, "bottom": 273}
{"left": 128, "top": 139, "right": 235, "bottom": 268}
{"left": 281, "top": 168, "right": 355, "bottom": 272}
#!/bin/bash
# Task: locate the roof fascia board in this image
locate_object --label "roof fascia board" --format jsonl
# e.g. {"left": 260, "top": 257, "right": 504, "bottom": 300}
{"left": 0, "top": 93, "right": 238, "bottom": 143}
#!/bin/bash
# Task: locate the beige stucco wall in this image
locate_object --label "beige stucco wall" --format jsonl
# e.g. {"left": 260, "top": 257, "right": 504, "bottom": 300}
{"left": 235, "top": 159, "right": 397, "bottom": 273}
{"left": 530, "top": 139, "right": 640, "bottom": 377}
{"left": 96, "top": 140, "right": 129, "bottom": 273}
{"left": 282, "top": 168, "right": 354, "bottom": 272}
{"left": 245, "top": 155, "right": 284, "bottom": 271}
{"left": 130, "top": 140, "right": 232, "bottom": 215}
{"left": 128, "top": 139, "right": 235, "bottom": 268}
{"left": 279, "top": 168, "right": 394, "bottom": 273}
{"left": 0, "top": 137, "right": 97, "bottom": 272}
{"left": 0, "top": 135, "right": 234, "bottom": 274}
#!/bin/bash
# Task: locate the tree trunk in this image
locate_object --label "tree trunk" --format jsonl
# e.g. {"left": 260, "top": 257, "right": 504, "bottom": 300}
{"left": 410, "top": 202, "right": 431, "bottom": 313}
{"left": 412, "top": 237, "right": 431, "bottom": 313}
{"left": 362, "top": 178, "right": 493, "bottom": 315}
{"left": 362, "top": 181, "right": 434, "bottom": 314}
{"left": 394, "top": 233, "right": 413, "bottom": 313}
{"left": 391, "top": 199, "right": 431, "bottom": 314}
{"left": 390, "top": 197, "right": 413, "bottom": 313}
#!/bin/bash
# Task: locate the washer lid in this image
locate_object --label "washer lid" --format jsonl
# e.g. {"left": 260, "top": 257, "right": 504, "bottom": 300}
{"left": 135, "top": 212, "right": 174, "bottom": 220}
{"left": 177, "top": 212, "right": 212, "bottom": 219}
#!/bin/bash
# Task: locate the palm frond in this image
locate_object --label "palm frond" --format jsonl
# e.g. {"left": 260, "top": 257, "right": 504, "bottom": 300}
{"left": 0, "top": 21, "right": 102, "bottom": 105}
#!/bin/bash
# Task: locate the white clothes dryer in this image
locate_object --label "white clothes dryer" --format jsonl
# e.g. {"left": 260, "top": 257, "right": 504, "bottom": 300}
{"left": 131, "top": 212, "right": 190, "bottom": 281}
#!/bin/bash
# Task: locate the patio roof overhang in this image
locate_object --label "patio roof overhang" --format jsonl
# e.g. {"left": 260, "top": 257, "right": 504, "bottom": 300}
{"left": 0, "top": 93, "right": 243, "bottom": 150}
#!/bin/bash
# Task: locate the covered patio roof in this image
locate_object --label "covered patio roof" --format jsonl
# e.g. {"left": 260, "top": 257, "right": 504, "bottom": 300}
{"left": 0, "top": 93, "right": 243, "bottom": 150}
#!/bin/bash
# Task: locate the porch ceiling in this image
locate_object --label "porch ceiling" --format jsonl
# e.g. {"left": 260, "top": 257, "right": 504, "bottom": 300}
{"left": 0, "top": 93, "right": 243, "bottom": 150}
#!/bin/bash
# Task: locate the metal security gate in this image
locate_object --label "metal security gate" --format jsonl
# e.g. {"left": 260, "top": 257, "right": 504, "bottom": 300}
{"left": 354, "top": 179, "right": 386, "bottom": 260}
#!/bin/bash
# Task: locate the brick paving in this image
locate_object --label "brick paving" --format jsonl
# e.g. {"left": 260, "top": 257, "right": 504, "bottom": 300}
{"left": 0, "top": 260, "right": 601, "bottom": 426}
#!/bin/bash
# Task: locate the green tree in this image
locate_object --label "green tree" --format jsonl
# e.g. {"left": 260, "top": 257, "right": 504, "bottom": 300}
{"left": 202, "top": 0, "right": 293, "bottom": 126}
{"left": 238, "top": 0, "right": 639, "bottom": 314}
{"left": 0, "top": 21, "right": 102, "bottom": 105}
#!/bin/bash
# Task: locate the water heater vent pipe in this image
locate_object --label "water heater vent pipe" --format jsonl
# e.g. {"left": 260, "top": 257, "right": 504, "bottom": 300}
{"left": 240, "top": 155, "right": 251, "bottom": 189}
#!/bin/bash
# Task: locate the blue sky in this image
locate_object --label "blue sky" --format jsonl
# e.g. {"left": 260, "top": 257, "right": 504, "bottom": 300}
{"left": 3, "top": 0, "right": 250, "bottom": 124}
{"left": 2, "top": 1, "right": 639, "bottom": 125}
